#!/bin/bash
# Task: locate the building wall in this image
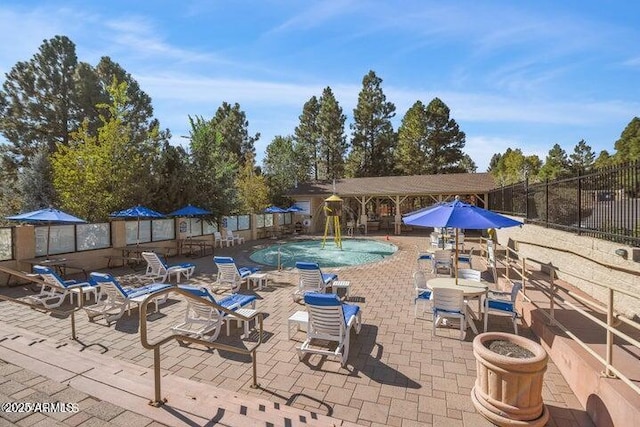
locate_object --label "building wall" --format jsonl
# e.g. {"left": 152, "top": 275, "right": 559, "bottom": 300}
{"left": 495, "top": 218, "right": 640, "bottom": 318}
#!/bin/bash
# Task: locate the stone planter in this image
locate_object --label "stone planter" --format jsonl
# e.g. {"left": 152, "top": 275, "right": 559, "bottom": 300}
{"left": 471, "top": 332, "right": 550, "bottom": 427}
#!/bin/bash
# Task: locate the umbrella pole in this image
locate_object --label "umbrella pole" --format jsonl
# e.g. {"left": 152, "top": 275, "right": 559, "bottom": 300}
{"left": 455, "top": 228, "right": 459, "bottom": 285}
{"left": 46, "top": 223, "right": 51, "bottom": 259}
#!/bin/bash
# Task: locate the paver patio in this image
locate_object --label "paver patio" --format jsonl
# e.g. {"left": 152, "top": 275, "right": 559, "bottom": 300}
{"left": 0, "top": 233, "right": 594, "bottom": 426}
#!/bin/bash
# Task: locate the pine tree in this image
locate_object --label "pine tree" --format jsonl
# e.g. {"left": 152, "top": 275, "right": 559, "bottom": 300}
{"left": 423, "top": 98, "right": 466, "bottom": 174}
{"left": 347, "top": 71, "right": 396, "bottom": 177}
{"left": 294, "top": 96, "right": 320, "bottom": 181}
{"left": 263, "top": 135, "right": 297, "bottom": 205}
{"left": 317, "top": 87, "right": 347, "bottom": 180}
{"left": 395, "top": 101, "right": 428, "bottom": 175}
{"left": 212, "top": 102, "right": 259, "bottom": 166}
{"left": 569, "top": 139, "right": 595, "bottom": 174}
{"left": 613, "top": 117, "right": 640, "bottom": 163}
{"left": 539, "top": 143, "right": 569, "bottom": 181}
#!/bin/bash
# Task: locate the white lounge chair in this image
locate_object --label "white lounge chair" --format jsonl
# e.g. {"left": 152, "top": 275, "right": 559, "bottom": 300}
{"left": 432, "top": 287, "right": 467, "bottom": 340}
{"left": 173, "top": 285, "right": 258, "bottom": 341}
{"left": 141, "top": 252, "right": 195, "bottom": 282}
{"left": 30, "top": 265, "right": 97, "bottom": 308}
{"left": 213, "top": 256, "right": 261, "bottom": 293}
{"left": 413, "top": 270, "right": 432, "bottom": 318}
{"left": 294, "top": 261, "right": 337, "bottom": 298}
{"left": 85, "top": 272, "right": 172, "bottom": 325}
{"left": 214, "top": 231, "right": 234, "bottom": 247}
{"left": 299, "top": 293, "right": 361, "bottom": 367}
{"left": 226, "top": 229, "right": 245, "bottom": 245}
{"left": 484, "top": 281, "right": 522, "bottom": 334}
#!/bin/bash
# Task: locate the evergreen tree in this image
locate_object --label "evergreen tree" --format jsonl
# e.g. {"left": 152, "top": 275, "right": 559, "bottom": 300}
{"left": 317, "top": 87, "right": 347, "bottom": 180}
{"left": 487, "top": 153, "right": 502, "bottom": 173}
{"left": 293, "top": 96, "right": 320, "bottom": 181}
{"left": 212, "top": 102, "right": 259, "bottom": 166}
{"left": 346, "top": 71, "right": 396, "bottom": 177}
{"left": 263, "top": 135, "right": 297, "bottom": 205}
{"left": 395, "top": 100, "right": 429, "bottom": 175}
{"left": 538, "top": 143, "right": 569, "bottom": 181}
{"left": 423, "top": 98, "right": 466, "bottom": 174}
{"left": 457, "top": 154, "right": 477, "bottom": 173}
{"left": 0, "top": 35, "right": 80, "bottom": 170}
{"left": 594, "top": 150, "right": 613, "bottom": 169}
{"left": 18, "top": 146, "right": 55, "bottom": 211}
{"left": 613, "top": 117, "right": 640, "bottom": 163}
{"left": 149, "top": 141, "right": 192, "bottom": 213}
{"left": 569, "top": 139, "right": 595, "bottom": 174}
{"left": 187, "top": 115, "right": 238, "bottom": 219}
{"left": 490, "top": 148, "right": 541, "bottom": 185}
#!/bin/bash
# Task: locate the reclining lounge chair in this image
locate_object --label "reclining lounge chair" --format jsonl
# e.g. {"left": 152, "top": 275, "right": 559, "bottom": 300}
{"left": 84, "top": 272, "right": 172, "bottom": 325}
{"left": 299, "top": 293, "right": 361, "bottom": 367}
{"left": 173, "top": 285, "right": 258, "bottom": 341}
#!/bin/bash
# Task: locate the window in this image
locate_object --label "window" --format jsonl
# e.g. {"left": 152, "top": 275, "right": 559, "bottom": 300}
{"left": 152, "top": 219, "right": 175, "bottom": 241}
{"left": 125, "top": 221, "right": 150, "bottom": 245}
{"left": 187, "top": 218, "right": 203, "bottom": 237}
{"left": 36, "top": 225, "right": 75, "bottom": 256}
{"left": 0, "top": 227, "right": 12, "bottom": 261}
{"left": 77, "top": 223, "right": 110, "bottom": 251}
{"left": 224, "top": 216, "right": 238, "bottom": 231}
{"left": 203, "top": 220, "right": 218, "bottom": 235}
{"left": 237, "top": 215, "right": 251, "bottom": 231}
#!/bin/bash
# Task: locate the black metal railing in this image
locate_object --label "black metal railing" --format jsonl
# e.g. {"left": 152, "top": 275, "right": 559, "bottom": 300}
{"left": 489, "top": 161, "right": 640, "bottom": 246}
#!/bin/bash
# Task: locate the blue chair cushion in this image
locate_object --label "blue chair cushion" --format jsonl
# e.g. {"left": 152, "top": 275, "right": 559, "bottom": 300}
{"left": 321, "top": 273, "right": 338, "bottom": 284}
{"left": 174, "top": 262, "right": 195, "bottom": 269}
{"left": 342, "top": 303, "right": 360, "bottom": 324}
{"left": 238, "top": 266, "right": 261, "bottom": 277}
{"left": 488, "top": 300, "right": 515, "bottom": 312}
{"left": 218, "top": 293, "right": 257, "bottom": 310}
{"left": 416, "top": 290, "right": 432, "bottom": 300}
{"left": 214, "top": 256, "right": 235, "bottom": 264}
{"left": 418, "top": 254, "right": 432, "bottom": 261}
{"left": 126, "top": 283, "right": 172, "bottom": 299}
{"left": 296, "top": 261, "right": 320, "bottom": 270}
{"left": 304, "top": 293, "right": 341, "bottom": 306}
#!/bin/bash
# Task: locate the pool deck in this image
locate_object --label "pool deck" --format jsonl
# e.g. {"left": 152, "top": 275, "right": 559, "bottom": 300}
{"left": 0, "top": 233, "right": 595, "bottom": 426}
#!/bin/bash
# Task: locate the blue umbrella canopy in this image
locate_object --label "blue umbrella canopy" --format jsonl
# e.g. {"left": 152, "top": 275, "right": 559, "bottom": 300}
{"left": 109, "top": 205, "right": 165, "bottom": 219}
{"left": 168, "top": 204, "right": 211, "bottom": 217}
{"left": 168, "top": 204, "right": 211, "bottom": 238}
{"left": 110, "top": 205, "right": 164, "bottom": 245}
{"left": 403, "top": 198, "right": 522, "bottom": 283}
{"left": 264, "top": 206, "right": 289, "bottom": 214}
{"left": 6, "top": 207, "right": 86, "bottom": 224}
{"left": 403, "top": 199, "right": 522, "bottom": 230}
{"left": 6, "top": 207, "right": 86, "bottom": 258}
{"left": 286, "top": 205, "right": 304, "bottom": 212}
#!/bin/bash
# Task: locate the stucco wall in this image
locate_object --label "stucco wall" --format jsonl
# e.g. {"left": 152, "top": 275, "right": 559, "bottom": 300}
{"left": 495, "top": 218, "right": 640, "bottom": 318}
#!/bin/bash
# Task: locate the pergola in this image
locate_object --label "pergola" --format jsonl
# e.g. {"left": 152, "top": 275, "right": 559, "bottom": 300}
{"left": 288, "top": 172, "right": 497, "bottom": 234}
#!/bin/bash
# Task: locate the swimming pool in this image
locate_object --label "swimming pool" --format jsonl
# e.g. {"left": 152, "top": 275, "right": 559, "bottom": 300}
{"left": 250, "top": 239, "right": 398, "bottom": 268}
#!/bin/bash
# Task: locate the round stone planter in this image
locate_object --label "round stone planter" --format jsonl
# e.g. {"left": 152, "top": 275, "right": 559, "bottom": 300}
{"left": 471, "top": 332, "right": 550, "bottom": 427}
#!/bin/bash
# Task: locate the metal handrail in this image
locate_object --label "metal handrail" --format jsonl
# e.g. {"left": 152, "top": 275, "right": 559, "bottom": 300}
{"left": 480, "top": 238, "right": 640, "bottom": 396}
{"left": 138, "top": 286, "right": 264, "bottom": 407}
{"left": 0, "top": 265, "right": 81, "bottom": 339}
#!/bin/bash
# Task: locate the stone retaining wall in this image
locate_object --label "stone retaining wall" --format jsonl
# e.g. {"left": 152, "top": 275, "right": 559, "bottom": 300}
{"left": 495, "top": 218, "right": 640, "bottom": 318}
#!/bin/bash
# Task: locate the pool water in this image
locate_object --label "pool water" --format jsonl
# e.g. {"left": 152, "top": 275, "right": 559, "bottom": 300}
{"left": 250, "top": 239, "right": 398, "bottom": 268}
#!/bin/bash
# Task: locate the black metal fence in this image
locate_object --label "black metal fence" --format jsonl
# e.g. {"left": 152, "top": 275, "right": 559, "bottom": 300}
{"left": 489, "top": 161, "right": 640, "bottom": 246}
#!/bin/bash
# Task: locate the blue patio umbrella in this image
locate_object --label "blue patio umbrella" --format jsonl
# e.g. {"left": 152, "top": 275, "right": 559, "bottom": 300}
{"left": 168, "top": 204, "right": 211, "bottom": 237}
{"left": 403, "top": 197, "right": 522, "bottom": 282}
{"left": 286, "top": 205, "right": 304, "bottom": 213}
{"left": 110, "top": 205, "right": 165, "bottom": 245}
{"left": 6, "top": 207, "right": 87, "bottom": 259}
{"left": 264, "top": 206, "right": 289, "bottom": 214}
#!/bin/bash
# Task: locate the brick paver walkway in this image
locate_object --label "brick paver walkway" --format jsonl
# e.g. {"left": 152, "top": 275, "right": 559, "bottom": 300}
{"left": 0, "top": 233, "right": 593, "bottom": 426}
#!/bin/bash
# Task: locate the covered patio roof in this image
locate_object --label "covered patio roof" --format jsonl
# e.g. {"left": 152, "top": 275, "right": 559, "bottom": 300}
{"left": 288, "top": 172, "right": 497, "bottom": 198}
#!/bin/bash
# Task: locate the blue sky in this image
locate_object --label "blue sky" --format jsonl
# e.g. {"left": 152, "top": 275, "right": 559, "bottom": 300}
{"left": 1, "top": 1, "right": 639, "bottom": 171}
